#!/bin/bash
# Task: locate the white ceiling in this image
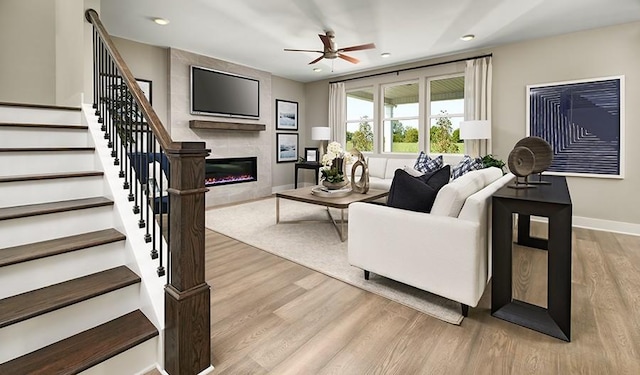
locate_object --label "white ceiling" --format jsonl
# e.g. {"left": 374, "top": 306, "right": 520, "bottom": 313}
{"left": 100, "top": 0, "right": 640, "bottom": 83}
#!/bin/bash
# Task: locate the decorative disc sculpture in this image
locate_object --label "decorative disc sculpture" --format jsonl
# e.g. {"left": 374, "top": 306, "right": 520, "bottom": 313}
{"left": 350, "top": 150, "right": 369, "bottom": 194}
{"left": 515, "top": 136, "right": 553, "bottom": 184}
{"left": 507, "top": 146, "right": 536, "bottom": 189}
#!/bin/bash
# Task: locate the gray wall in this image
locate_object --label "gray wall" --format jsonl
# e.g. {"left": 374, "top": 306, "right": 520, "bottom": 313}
{"left": 271, "top": 76, "right": 307, "bottom": 189}
{"left": 304, "top": 21, "right": 640, "bottom": 228}
{"left": 0, "top": 0, "right": 56, "bottom": 105}
{"left": 112, "top": 37, "right": 169, "bottom": 125}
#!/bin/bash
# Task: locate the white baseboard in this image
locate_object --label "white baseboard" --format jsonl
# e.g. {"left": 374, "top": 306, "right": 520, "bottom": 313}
{"left": 529, "top": 215, "right": 640, "bottom": 237}
{"left": 572, "top": 216, "right": 640, "bottom": 237}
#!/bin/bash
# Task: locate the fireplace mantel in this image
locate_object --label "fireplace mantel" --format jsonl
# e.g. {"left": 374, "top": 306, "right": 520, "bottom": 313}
{"left": 189, "top": 120, "right": 266, "bottom": 131}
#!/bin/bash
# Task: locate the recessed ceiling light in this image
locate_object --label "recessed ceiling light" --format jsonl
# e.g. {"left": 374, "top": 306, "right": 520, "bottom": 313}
{"left": 460, "top": 34, "right": 475, "bottom": 41}
{"left": 313, "top": 68, "right": 322, "bottom": 72}
{"left": 380, "top": 52, "right": 391, "bottom": 58}
{"left": 153, "top": 17, "right": 170, "bottom": 26}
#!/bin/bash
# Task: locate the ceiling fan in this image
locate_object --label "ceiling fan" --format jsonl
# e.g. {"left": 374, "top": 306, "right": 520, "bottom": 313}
{"left": 284, "top": 31, "right": 376, "bottom": 65}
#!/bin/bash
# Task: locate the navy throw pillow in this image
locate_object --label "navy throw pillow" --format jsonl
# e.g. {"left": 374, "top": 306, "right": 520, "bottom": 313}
{"left": 386, "top": 165, "right": 450, "bottom": 213}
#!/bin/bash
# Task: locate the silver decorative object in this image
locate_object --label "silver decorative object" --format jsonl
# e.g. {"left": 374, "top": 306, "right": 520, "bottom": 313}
{"left": 350, "top": 150, "right": 369, "bottom": 194}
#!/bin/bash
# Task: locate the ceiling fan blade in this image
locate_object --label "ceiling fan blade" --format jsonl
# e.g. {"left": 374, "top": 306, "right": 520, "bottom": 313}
{"left": 284, "top": 48, "right": 324, "bottom": 53}
{"left": 338, "top": 43, "right": 376, "bottom": 53}
{"left": 318, "top": 34, "right": 332, "bottom": 50}
{"left": 338, "top": 53, "right": 360, "bottom": 64}
{"left": 308, "top": 55, "right": 325, "bottom": 65}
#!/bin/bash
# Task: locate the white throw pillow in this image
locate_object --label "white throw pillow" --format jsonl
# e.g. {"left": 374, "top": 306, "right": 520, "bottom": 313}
{"left": 403, "top": 166, "right": 425, "bottom": 177}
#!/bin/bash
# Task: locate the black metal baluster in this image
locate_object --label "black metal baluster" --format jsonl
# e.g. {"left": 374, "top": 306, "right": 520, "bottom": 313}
{"left": 160, "top": 147, "right": 168, "bottom": 278}
{"left": 93, "top": 29, "right": 98, "bottom": 111}
{"left": 144, "top": 121, "right": 152, "bottom": 244}
{"left": 132, "top": 95, "right": 141, "bottom": 215}
{"left": 150, "top": 134, "right": 159, "bottom": 259}
{"left": 137, "top": 100, "right": 145, "bottom": 229}
{"left": 157, "top": 146, "right": 166, "bottom": 277}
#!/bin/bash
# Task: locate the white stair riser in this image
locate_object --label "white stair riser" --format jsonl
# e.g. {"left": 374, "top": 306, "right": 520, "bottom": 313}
{"left": 0, "top": 107, "right": 81, "bottom": 125}
{"left": 0, "top": 242, "right": 126, "bottom": 300}
{"left": 0, "top": 176, "right": 105, "bottom": 208}
{"left": 0, "top": 128, "right": 90, "bottom": 148}
{"left": 79, "top": 337, "right": 159, "bottom": 375}
{"left": 0, "top": 206, "right": 115, "bottom": 248}
{"left": 0, "top": 284, "right": 140, "bottom": 363}
{"left": 0, "top": 151, "right": 97, "bottom": 175}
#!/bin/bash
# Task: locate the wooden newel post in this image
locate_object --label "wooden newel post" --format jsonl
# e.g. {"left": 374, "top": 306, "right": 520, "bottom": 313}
{"left": 164, "top": 142, "right": 211, "bottom": 375}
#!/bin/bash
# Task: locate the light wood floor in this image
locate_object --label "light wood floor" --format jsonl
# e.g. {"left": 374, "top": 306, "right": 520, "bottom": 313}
{"left": 205, "top": 224, "right": 640, "bottom": 374}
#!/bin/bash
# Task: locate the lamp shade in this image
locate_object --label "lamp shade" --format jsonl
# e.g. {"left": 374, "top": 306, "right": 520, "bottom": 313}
{"left": 311, "top": 126, "right": 331, "bottom": 140}
{"left": 459, "top": 120, "right": 491, "bottom": 140}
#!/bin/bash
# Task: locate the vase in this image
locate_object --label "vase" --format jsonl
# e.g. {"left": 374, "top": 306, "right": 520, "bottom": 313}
{"left": 322, "top": 179, "right": 348, "bottom": 190}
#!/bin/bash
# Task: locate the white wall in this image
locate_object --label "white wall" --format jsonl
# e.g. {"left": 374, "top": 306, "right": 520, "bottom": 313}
{"left": 304, "top": 21, "right": 640, "bottom": 229}
{"left": 55, "top": 0, "right": 83, "bottom": 106}
{"left": 0, "top": 0, "right": 56, "bottom": 105}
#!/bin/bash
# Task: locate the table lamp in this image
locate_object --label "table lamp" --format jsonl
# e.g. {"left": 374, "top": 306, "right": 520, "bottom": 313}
{"left": 311, "top": 126, "right": 331, "bottom": 160}
{"left": 459, "top": 120, "right": 491, "bottom": 157}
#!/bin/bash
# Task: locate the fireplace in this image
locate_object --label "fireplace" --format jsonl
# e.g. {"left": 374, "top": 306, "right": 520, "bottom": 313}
{"left": 205, "top": 157, "right": 257, "bottom": 187}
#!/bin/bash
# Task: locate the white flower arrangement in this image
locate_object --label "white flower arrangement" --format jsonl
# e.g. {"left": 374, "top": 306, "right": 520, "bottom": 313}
{"left": 320, "top": 142, "right": 354, "bottom": 183}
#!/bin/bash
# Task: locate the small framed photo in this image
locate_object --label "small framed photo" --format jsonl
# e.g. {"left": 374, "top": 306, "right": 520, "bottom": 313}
{"left": 136, "top": 78, "right": 152, "bottom": 105}
{"left": 305, "top": 147, "right": 319, "bottom": 163}
{"left": 276, "top": 99, "right": 298, "bottom": 131}
{"left": 276, "top": 133, "right": 299, "bottom": 163}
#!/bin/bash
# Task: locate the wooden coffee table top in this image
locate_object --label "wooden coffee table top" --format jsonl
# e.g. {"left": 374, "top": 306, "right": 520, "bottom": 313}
{"left": 276, "top": 186, "right": 388, "bottom": 209}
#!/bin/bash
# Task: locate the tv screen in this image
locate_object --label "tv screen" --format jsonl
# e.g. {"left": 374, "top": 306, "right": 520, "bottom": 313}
{"left": 190, "top": 66, "right": 260, "bottom": 118}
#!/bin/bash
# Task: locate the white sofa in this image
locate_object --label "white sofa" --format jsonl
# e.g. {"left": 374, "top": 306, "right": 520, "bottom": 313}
{"left": 348, "top": 167, "right": 514, "bottom": 316}
{"left": 352, "top": 154, "right": 464, "bottom": 190}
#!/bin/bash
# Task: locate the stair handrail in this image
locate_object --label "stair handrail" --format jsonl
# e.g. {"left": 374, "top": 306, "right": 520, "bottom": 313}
{"left": 85, "top": 9, "right": 211, "bottom": 375}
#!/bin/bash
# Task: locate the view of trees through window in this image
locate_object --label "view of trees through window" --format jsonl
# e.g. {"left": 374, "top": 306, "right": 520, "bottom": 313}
{"left": 345, "top": 75, "right": 464, "bottom": 154}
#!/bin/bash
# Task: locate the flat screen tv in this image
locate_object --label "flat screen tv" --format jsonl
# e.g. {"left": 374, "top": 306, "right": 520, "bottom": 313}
{"left": 190, "top": 66, "right": 260, "bottom": 119}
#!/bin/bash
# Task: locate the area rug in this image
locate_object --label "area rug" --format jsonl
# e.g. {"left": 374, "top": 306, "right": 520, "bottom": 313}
{"left": 205, "top": 197, "right": 463, "bottom": 325}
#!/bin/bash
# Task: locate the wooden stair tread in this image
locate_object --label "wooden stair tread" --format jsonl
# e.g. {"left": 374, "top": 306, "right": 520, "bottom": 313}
{"left": 0, "top": 101, "right": 81, "bottom": 111}
{"left": 0, "top": 123, "right": 87, "bottom": 130}
{"left": 0, "top": 147, "right": 95, "bottom": 152}
{"left": 0, "top": 171, "right": 103, "bottom": 183}
{"left": 0, "top": 310, "right": 157, "bottom": 374}
{"left": 0, "top": 266, "right": 140, "bottom": 328}
{"left": 0, "top": 229, "right": 125, "bottom": 267}
{"left": 0, "top": 197, "right": 113, "bottom": 221}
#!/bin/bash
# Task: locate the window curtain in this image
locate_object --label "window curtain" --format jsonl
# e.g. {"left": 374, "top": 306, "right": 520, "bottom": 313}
{"left": 464, "top": 56, "right": 492, "bottom": 157}
{"left": 328, "top": 82, "right": 346, "bottom": 145}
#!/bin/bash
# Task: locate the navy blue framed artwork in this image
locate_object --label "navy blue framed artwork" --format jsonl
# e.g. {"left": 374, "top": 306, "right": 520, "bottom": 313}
{"left": 526, "top": 76, "right": 624, "bottom": 178}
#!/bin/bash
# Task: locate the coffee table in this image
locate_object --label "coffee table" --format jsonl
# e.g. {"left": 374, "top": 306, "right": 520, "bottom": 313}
{"left": 275, "top": 186, "right": 388, "bottom": 242}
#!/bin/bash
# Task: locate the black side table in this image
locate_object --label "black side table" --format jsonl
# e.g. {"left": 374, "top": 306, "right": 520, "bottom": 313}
{"left": 491, "top": 175, "right": 572, "bottom": 341}
{"left": 294, "top": 162, "right": 320, "bottom": 188}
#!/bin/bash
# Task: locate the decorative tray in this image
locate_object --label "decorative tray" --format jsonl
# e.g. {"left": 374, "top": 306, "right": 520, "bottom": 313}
{"left": 311, "top": 186, "right": 352, "bottom": 198}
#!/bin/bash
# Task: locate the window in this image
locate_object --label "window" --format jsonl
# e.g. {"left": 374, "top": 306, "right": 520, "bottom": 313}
{"left": 382, "top": 82, "right": 419, "bottom": 153}
{"left": 428, "top": 76, "right": 465, "bottom": 154}
{"left": 346, "top": 87, "right": 374, "bottom": 152}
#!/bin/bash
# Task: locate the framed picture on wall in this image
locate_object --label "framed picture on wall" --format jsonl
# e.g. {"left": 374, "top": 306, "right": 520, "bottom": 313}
{"left": 305, "top": 147, "right": 319, "bottom": 163}
{"left": 136, "top": 78, "right": 152, "bottom": 105}
{"left": 276, "top": 99, "right": 298, "bottom": 131}
{"left": 526, "top": 76, "right": 624, "bottom": 178}
{"left": 276, "top": 133, "right": 299, "bottom": 163}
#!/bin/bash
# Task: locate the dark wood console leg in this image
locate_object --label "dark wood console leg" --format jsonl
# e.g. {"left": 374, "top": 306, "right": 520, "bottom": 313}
{"left": 461, "top": 304, "right": 469, "bottom": 317}
{"left": 364, "top": 270, "right": 370, "bottom": 280}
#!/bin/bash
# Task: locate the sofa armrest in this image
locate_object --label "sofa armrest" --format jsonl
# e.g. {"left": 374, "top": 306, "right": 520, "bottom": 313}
{"left": 348, "top": 202, "right": 489, "bottom": 306}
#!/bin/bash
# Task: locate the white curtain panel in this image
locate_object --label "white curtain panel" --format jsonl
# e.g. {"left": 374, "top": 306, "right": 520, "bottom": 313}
{"left": 328, "top": 82, "right": 346, "bottom": 146}
{"left": 464, "top": 57, "right": 493, "bottom": 157}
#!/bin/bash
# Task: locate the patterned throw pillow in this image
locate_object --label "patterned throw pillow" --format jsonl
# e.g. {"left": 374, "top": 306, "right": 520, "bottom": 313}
{"left": 414, "top": 152, "right": 443, "bottom": 173}
{"left": 451, "top": 155, "right": 483, "bottom": 179}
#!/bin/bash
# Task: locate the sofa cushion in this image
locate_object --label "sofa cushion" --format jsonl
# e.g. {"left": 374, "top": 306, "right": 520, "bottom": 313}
{"left": 386, "top": 166, "right": 450, "bottom": 213}
{"left": 451, "top": 155, "right": 483, "bottom": 179}
{"left": 415, "top": 153, "right": 444, "bottom": 173}
{"left": 384, "top": 158, "right": 418, "bottom": 179}
{"left": 367, "top": 157, "right": 387, "bottom": 179}
{"left": 431, "top": 167, "right": 501, "bottom": 217}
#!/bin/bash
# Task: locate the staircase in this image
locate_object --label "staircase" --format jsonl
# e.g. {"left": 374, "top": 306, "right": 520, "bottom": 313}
{"left": 0, "top": 103, "right": 159, "bottom": 374}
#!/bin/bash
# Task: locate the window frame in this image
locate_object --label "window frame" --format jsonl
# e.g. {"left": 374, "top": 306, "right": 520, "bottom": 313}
{"left": 426, "top": 73, "right": 466, "bottom": 156}
{"left": 381, "top": 80, "right": 420, "bottom": 154}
